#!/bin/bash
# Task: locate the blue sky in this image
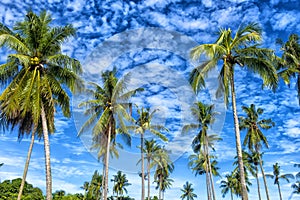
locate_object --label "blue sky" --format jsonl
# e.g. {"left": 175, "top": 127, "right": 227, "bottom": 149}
{"left": 0, "top": 0, "right": 300, "bottom": 199}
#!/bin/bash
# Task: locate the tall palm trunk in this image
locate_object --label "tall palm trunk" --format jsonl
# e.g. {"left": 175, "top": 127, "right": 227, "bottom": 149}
{"left": 101, "top": 160, "right": 106, "bottom": 200}
{"left": 277, "top": 182, "right": 283, "bottom": 200}
{"left": 230, "top": 189, "right": 233, "bottom": 200}
{"left": 258, "top": 153, "right": 270, "bottom": 200}
{"left": 255, "top": 166, "right": 262, "bottom": 200}
{"left": 205, "top": 136, "right": 216, "bottom": 200}
{"left": 103, "top": 121, "right": 112, "bottom": 200}
{"left": 204, "top": 152, "right": 212, "bottom": 200}
{"left": 147, "top": 157, "right": 151, "bottom": 200}
{"left": 141, "top": 131, "right": 145, "bottom": 200}
{"left": 229, "top": 71, "right": 248, "bottom": 200}
{"left": 41, "top": 105, "right": 52, "bottom": 200}
{"left": 17, "top": 129, "right": 36, "bottom": 200}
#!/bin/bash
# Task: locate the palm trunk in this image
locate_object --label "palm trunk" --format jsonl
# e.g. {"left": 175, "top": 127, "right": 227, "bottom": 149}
{"left": 204, "top": 152, "right": 212, "bottom": 200}
{"left": 230, "top": 72, "right": 248, "bottom": 200}
{"left": 255, "top": 167, "right": 262, "bottom": 200}
{"left": 101, "top": 161, "right": 105, "bottom": 200}
{"left": 159, "top": 174, "right": 162, "bottom": 200}
{"left": 17, "top": 130, "right": 36, "bottom": 200}
{"left": 41, "top": 105, "right": 52, "bottom": 200}
{"left": 141, "top": 131, "right": 145, "bottom": 200}
{"left": 205, "top": 135, "right": 216, "bottom": 200}
{"left": 147, "top": 157, "right": 151, "bottom": 200}
{"left": 103, "top": 121, "right": 112, "bottom": 200}
{"left": 230, "top": 189, "right": 233, "bottom": 200}
{"left": 258, "top": 154, "right": 270, "bottom": 200}
{"left": 277, "top": 182, "right": 282, "bottom": 200}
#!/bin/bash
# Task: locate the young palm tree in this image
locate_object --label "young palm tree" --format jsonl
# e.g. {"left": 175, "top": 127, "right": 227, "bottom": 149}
{"left": 111, "top": 171, "right": 131, "bottom": 198}
{"left": 130, "top": 107, "right": 168, "bottom": 200}
{"left": 0, "top": 11, "right": 82, "bottom": 200}
{"left": 239, "top": 104, "right": 275, "bottom": 200}
{"left": 188, "top": 151, "right": 220, "bottom": 200}
{"left": 190, "top": 22, "right": 278, "bottom": 200}
{"left": 78, "top": 69, "right": 139, "bottom": 200}
{"left": 183, "top": 102, "right": 220, "bottom": 200}
{"left": 276, "top": 34, "right": 300, "bottom": 104}
{"left": 180, "top": 181, "right": 197, "bottom": 200}
{"left": 266, "top": 163, "right": 294, "bottom": 200}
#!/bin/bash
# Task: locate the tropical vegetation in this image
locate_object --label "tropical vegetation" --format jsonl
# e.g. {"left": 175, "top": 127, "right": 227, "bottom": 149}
{"left": 0, "top": 10, "right": 299, "bottom": 200}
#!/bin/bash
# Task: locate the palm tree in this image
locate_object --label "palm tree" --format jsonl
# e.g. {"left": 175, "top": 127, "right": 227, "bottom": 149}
{"left": 80, "top": 181, "right": 90, "bottom": 199}
{"left": 183, "top": 102, "right": 220, "bottom": 200}
{"left": 0, "top": 11, "right": 82, "bottom": 200}
{"left": 292, "top": 181, "right": 300, "bottom": 194}
{"left": 246, "top": 151, "right": 263, "bottom": 200}
{"left": 220, "top": 173, "right": 236, "bottom": 200}
{"left": 139, "top": 139, "right": 161, "bottom": 200}
{"left": 239, "top": 104, "right": 275, "bottom": 200}
{"left": 78, "top": 69, "right": 140, "bottom": 200}
{"left": 266, "top": 163, "right": 294, "bottom": 200}
{"left": 153, "top": 147, "right": 174, "bottom": 200}
{"left": 190, "top": 22, "right": 278, "bottom": 200}
{"left": 111, "top": 171, "right": 131, "bottom": 198}
{"left": 180, "top": 181, "right": 197, "bottom": 200}
{"left": 130, "top": 107, "right": 168, "bottom": 200}
{"left": 276, "top": 34, "right": 300, "bottom": 104}
{"left": 188, "top": 151, "right": 220, "bottom": 200}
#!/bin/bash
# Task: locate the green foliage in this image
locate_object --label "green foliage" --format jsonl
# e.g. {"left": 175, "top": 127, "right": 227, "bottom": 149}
{"left": 180, "top": 181, "right": 197, "bottom": 200}
{"left": 111, "top": 171, "right": 131, "bottom": 197}
{"left": 0, "top": 178, "right": 43, "bottom": 199}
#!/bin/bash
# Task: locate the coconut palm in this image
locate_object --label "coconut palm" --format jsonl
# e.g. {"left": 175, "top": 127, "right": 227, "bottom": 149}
{"left": 292, "top": 181, "right": 300, "bottom": 194}
{"left": 246, "top": 151, "right": 263, "bottom": 200}
{"left": 266, "top": 163, "right": 294, "bottom": 200}
{"left": 153, "top": 147, "right": 174, "bottom": 200}
{"left": 78, "top": 69, "right": 141, "bottom": 200}
{"left": 130, "top": 107, "right": 168, "bottom": 200}
{"left": 239, "top": 104, "right": 275, "bottom": 200}
{"left": 180, "top": 181, "right": 197, "bottom": 200}
{"left": 138, "top": 139, "right": 161, "bottom": 200}
{"left": 183, "top": 102, "right": 220, "bottom": 200}
{"left": 190, "top": 22, "right": 278, "bottom": 200}
{"left": 220, "top": 173, "right": 236, "bottom": 200}
{"left": 276, "top": 34, "right": 300, "bottom": 104}
{"left": 111, "top": 171, "right": 131, "bottom": 198}
{"left": 188, "top": 151, "right": 220, "bottom": 200}
{"left": 80, "top": 181, "right": 90, "bottom": 199}
{"left": 0, "top": 11, "right": 82, "bottom": 199}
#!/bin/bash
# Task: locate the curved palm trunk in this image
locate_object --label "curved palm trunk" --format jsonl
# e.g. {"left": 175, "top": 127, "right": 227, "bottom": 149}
{"left": 147, "top": 157, "right": 151, "bottom": 200}
{"left": 41, "top": 105, "right": 52, "bottom": 200}
{"left": 277, "top": 182, "right": 283, "bottom": 200}
{"left": 230, "top": 72, "right": 248, "bottom": 200}
{"left": 255, "top": 167, "right": 262, "bottom": 200}
{"left": 141, "top": 131, "right": 145, "bottom": 200}
{"left": 103, "top": 122, "right": 112, "bottom": 200}
{"left": 258, "top": 154, "right": 270, "bottom": 200}
{"left": 205, "top": 136, "right": 216, "bottom": 200}
{"left": 17, "top": 130, "right": 36, "bottom": 200}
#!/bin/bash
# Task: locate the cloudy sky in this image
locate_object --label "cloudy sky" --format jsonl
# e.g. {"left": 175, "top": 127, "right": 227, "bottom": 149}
{"left": 0, "top": 0, "right": 300, "bottom": 199}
